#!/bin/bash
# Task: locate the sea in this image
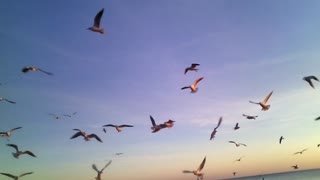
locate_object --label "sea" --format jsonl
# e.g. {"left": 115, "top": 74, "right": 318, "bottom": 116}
{"left": 223, "top": 169, "right": 320, "bottom": 180}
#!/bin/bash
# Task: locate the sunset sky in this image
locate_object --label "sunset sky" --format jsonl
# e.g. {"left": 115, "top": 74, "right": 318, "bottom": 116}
{"left": 1, "top": 0, "right": 320, "bottom": 180}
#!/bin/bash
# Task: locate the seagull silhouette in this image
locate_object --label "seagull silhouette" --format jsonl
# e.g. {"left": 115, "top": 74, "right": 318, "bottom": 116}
{"left": 234, "top": 156, "right": 245, "bottom": 162}
{"left": 6, "top": 144, "right": 36, "bottom": 159}
{"left": 181, "top": 77, "right": 204, "bottom": 93}
{"left": 149, "top": 115, "right": 166, "bottom": 133}
{"left": 49, "top": 113, "right": 61, "bottom": 120}
{"left": 234, "top": 123, "right": 240, "bottom": 130}
{"left": 102, "top": 124, "right": 134, "bottom": 132}
{"left": 0, "top": 97, "right": 16, "bottom": 104}
{"left": 292, "top": 165, "right": 299, "bottom": 169}
{"left": 88, "top": 8, "right": 105, "bottom": 34}
{"left": 0, "top": 127, "right": 22, "bottom": 139}
{"left": 242, "top": 114, "right": 258, "bottom": 120}
{"left": 303, "top": 76, "right": 319, "bottom": 89}
{"left": 293, "top": 148, "right": 308, "bottom": 155}
{"left": 183, "top": 156, "right": 206, "bottom": 180}
{"left": 115, "top": 153, "right": 123, "bottom": 156}
{"left": 249, "top": 91, "right": 273, "bottom": 111}
{"left": 279, "top": 136, "right": 284, "bottom": 144}
{"left": 210, "top": 117, "right": 222, "bottom": 141}
{"left": 92, "top": 160, "right": 112, "bottom": 180}
{"left": 184, "top": 63, "right": 200, "bottom": 74}
{"left": 70, "top": 129, "right": 102, "bottom": 143}
{"left": 229, "top": 141, "right": 247, "bottom": 147}
{"left": 0, "top": 172, "right": 33, "bottom": 180}
{"left": 22, "top": 66, "right": 53, "bottom": 75}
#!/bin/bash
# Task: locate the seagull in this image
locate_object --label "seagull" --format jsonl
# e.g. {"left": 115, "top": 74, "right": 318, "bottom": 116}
{"left": 6, "top": 144, "right": 36, "bottom": 159}
{"left": 0, "top": 127, "right": 22, "bottom": 138}
{"left": 234, "top": 156, "right": 245, "bottom": 162}
{"left": 150, "top": 115, "right": 166, "bottom": 133}
{"left": 242, "top": 114, "right": 258, "bottom": 120}
{"left": 92, "top": 160, "right": 112, "bottom": 180}
{"left": 293, "top": 148, "right": 308, "bottom": 155}
{"left": 183, "top": 156, "right": 206, "bottom": 180}
{"left": 292, "top": 165, "right": 299, "bottom": 169}
{"left": 102, "top": 124, "right": 134, "bottom": 132}
{"left": 70, "top": 129, "right": 102, "bottom": 143}
{"left": 115, "top": 153, "right": 123, "bottom": 156}
{"left": 234, "top": 123, "right": 240, "bottom": 130}
{"left": 163, "top": 120, "right": 175, "bottom": 128}
{"left": 210, "top": 117, "right": 222, "bottom": 141}
{"left": 88, "top": 8, "right": 105, "bottom": 34}
{"left": 181, "top": 77, "right": 204, "bottom": 93}
{"left": 279, "top": 136, "right": 284, "bottom": 144}
{"left": 184, "top": 63, "right": 200, "bottom": 74}
{"left": 21, "top": 66, "right": 53, "bottom": 75}
{"left": 0, "top": 172, "right": 33, "bottom": 180}
{"left": 229, "top": 141, "right": 247, "bottom": 147}
{"left": 249, "top": 91, "right": 273, "bottom": 111}
{"left": 233, "top": 172, "right": 236, "bottom": 176}
{"left": 0, "top": 97, "right": 16, "bottom": 104}
{"left": 303, "top": 76, "right": 319, "bottom": 89}
{"left": 49, "top": 113, "right": 61, "bottom": 120}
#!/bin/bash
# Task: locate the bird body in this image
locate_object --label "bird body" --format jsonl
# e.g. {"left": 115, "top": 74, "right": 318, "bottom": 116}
{"left": 292, "top": 165, "right": 299, "bottom": 169}
{"left": 102, "top": 124, "right": 134, "bottom": 132}
{"left": 183, "top": 156, "right": 206, "bottom": 180}
{"left": 70, "top": 129, "right": 102, "bottom": 143}
{"left": 22, "top": 66, "right": 53, "bottom": 75}
{"left": 249, "top": 91, "right": 273, "bottom": 111}
{"left": 0, "top": 127, "right": 22, "bottom": 138}
{"left": 7, "top": 144, "right": 36, "bottom": 159}
{"left": 184, "top": 63, "right": 200, "bottom": 74}
{"left": 88, "top": 8, "right": 105, "bottom": 34}
{"left": 181, "top": 77, "right": 204, "bottom": 93}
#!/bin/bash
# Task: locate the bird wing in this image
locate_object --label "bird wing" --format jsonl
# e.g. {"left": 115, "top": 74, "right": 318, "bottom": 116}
{"left": 215, "top": 117, "right": 223, "bottom": 129}
{"left": 88, "top": 134, "right": 103, "bottom": 142}
{"left": 197, "top": 157, "right": 206, "bottom": 172}
{"left": 4, "top": 99, "right": 16, "bottom": 104}
{"left": 182, "top": 170, "right": 193, "bottom": 173}
{"left": 38, "top": 68, "right": 53, "bottom": 75}
{"left": 150, "top": 115, "right": 156, "bottom": 126}
{"left": 94, "top": 8, "right": 104, "bottom": 27}
{"left": 315, "top": 116, "right": 320, "bottom": 121}
{"left": 184, "top": 68, "right": 190, "bottom": 74}
{"left": 242, "top": 114, "right": 248, "bottom": 117}
{"left": 103, "top": 124, "right": 116, "bottom": 128}
{"left": 181, "top": 86, "right": 190, "bottom": 90}
{"left": 235, "top": 123, "right": 239, "bottom": 128}
{"left": 92, "top": 164, "right": 100, "bottom": 173}
{"left": 101, "top": 160, "right": 112, "bottom": 171}
{"left": 0, "top": 173, "right": 16, "bottom": 179}
{"left": 301, "top": 148, "right": 308, "bottom": 152}
{"left": 262, "top": 91, "right": 273, "bottom": 104}
{"left": 72, "top": 112, "right": 77, "bottom": 115}
{"left": 249, "top": 101, "right": 259, "bottom": 105}
{"left": 10, "top": 127, "right": 22, "bottom": 132}
{"left": 7, "top": 144, "right": 19, "bottom": 152}
{"left": 70, "top": 132, "right": 83, "bottom": 139}
{"left": 73, "top": 129, "right": 81, "bottom": 131}
{"left": 119, "top": 125, "right": 134, "bottom": 128}
{"left": 240, "top": 143, "right": 247, "bottom": 146}
{"left": 229, "top": 141, "right": 236, "bottom": 144}
{"left": 191, "top": 63, "right": 200, "bottom": 68}
{"left": 310, "top": 76, "right": 319, "bottom": 81}
{"left": 19, "top": 172, "right": 33, "bottom": 177}
{"left": 193, "top": 77, "right": 204, "bottom": 87}
{"left": 23, "top": 151, "right": 37, "bottom": 157}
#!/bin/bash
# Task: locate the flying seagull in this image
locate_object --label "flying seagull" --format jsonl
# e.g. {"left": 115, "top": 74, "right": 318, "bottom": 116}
{"left": 102, "top": 124, "right": 134, "bottom": 132}
{"left": 234, "top": 123, "right": 240, "bottom": 130}
{"left": 292, "top": 165, "right": 299, "bottom": 169}
{"left": 233, "top": 172, "right": 236, "bottom": 176}
{"left": 70, "top": 129, "right": 102, "bottom": 143}
{"left": 293, "top": 148, "right": 308, "bottom": 155}
{"left": 0, "top": 172, "right": 33, "bottom": 180}
{"left": 303, "top": 76, "right": 319, "bottom": 89}
{"left": 210, "top": 117, "right": 223, "bottom": 141}
{"left": 115, "top": 153, "right": 123, "bottom": 156}
{"left": 279, "top": 136, "right": 284, "bottom": 144}
{"left": 6, "top": 144, "right": 36, "bottom": 159}
{"left": 181, "top": 77, "right": 204, "bottom": 93}
{"left": 0, "top": 97, "right": 16, "bottom": 104}
{"left": 163, "top": 120, "right": 175, "bottom": 128}
{"left": 21, "top": 66, "right": 53, "bottom": 75}
{"left": 0, "top": 127, "right": 22, "bottom": 138}
{"left": 184, "top": 63, "right": 200, "bottom": 74}
{"left": 242, "top": 114, "right": 258, "bottom": 120}
{"left": 92, "top": 160, "right": 112, "bottom": 180}
{"left": 234, "top": 156, "right": 245, "bottom": 162}
{"left": 49, "top": 113, "right": 61, "bottom": 120}
{"left": 150, "top": 115, "right": 166, "bottom": 133}
{"left": 88, "top": 8, "right": 105, "bottom": 34}
{"left": 249, "top": 91, "right": 273, "bottom": 111}
{"left": 229, "top": 141, "right": 247, "bottom": 147}
{"left": 183, "top": 156, "right": 206, "bottom": 180}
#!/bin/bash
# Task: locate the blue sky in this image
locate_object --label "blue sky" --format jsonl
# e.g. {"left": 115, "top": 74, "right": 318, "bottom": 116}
{"left": 1, "top": 0, "right": 320, "bottom": 179}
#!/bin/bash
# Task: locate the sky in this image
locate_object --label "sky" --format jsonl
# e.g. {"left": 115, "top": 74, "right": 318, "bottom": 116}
{"left": 1, "top": 0, "right": 320, "bottom": 179}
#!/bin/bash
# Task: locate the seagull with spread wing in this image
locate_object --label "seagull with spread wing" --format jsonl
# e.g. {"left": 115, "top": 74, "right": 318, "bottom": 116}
{"left": 293, "top": 148, "right": 308, "bottom": 155}
{"left": 234, "top": 123, "right": 240, "bottom": 130}
{"left": 242, "top": 114, "right": 258, "bottom": 120}
{"left": 229, "top": 141, "right": 247, "bottom": 147}
{"left": 0, "top": 127, "right": 22, "bottom": 138}
{"left": 292, "top": 165, "right": 299, "bottom": 169}
{"left": 22, "top": 66, "right": 53, "bottom": 75}
{"left": 102, "top": 124, "right": 134, "bottom": 132}
{"left": 6, "top": 144, "right": 36, "bottom": 159}
{"left": 92, "top": 160, "right": 112, "bottom": 180}
{"left": 70, "top": 129, "right": 102, "bottom": 143}
{"left": 181, "top": 77, "right": 204, "bottom": 93}
{"left": 150, "top": 115, "right": 166, "bottom": 133}
{"left": 234, "top": 156, "right": 245, "bottom": 162}
{"left": 183, "top": 156, "right": 206, "bottom": 180}
{"left": 0, "top": 97, "right": 16, "bottom": 104}
{"left": 303, "top": 76, "right": 319, "bottom": 89}
{"left": 184, "top": 63, "right": 200, "bottom": 74}
{"left": 0, "top": 172, "right": 33, "bottom": 180}
{"left": 249, "top": 91, "right": 273, "bottom": 111}
{"left": 210, "top": 117, "right": 222, "bottom": 141}
{"left": 88, "top": 8, "right": 105, "bottom": 34}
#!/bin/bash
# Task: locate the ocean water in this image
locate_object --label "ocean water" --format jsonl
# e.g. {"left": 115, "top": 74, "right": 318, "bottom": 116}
{"left": 224, "top": 169, "right": 320, "bottom": 180}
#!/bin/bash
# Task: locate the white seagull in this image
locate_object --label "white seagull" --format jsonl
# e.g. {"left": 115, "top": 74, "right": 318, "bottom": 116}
{"left": 70, "top": 129, "right": 102, "bottom": 143}
{"left": 0, "top": 127, "right": 22, "bottom": 138}
{"left": 22, "top": 66, "right": 53, "bottom": 75}
{"left": 229, "top": 141, "right": 247, "bottom": 147}
{"left": 102, "top": 124, "right": 134, "bottom": 132}
{"left": 184, "top": 63, "right": 200, "bottom": 74}
{"left": 249, "top": 91, "right": 273, "bottom": 111}
{"left": 183, "top": 156, "right": 206, "bottom": 180}
{"left": 92, "top": 160, "right": 112, "bottom": 180}
{"left": 88, "top": 8, "right": 105, "bottom": 34}
{"left": 0, "top": 172, "right": 33, "bottom": 180}
{"left": 210, "top": 117, "right": 222, "bottom": 141}
{"left": 7, "top": 144, "right": 36, "bottom": 159}
{"left": 181, "top": 77, "right": 204, "bottom": 93}
{"left": 234, "top": 123, "right": 240, "bottom": 130}
{"left": 293, "top": 148, "right": 308, "bottom": 155}
{"left": 303, "top": 76, "right": 319, "bottom": 89}
{"left": 0, "top": 97, "right": 16, "bottom": 104}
